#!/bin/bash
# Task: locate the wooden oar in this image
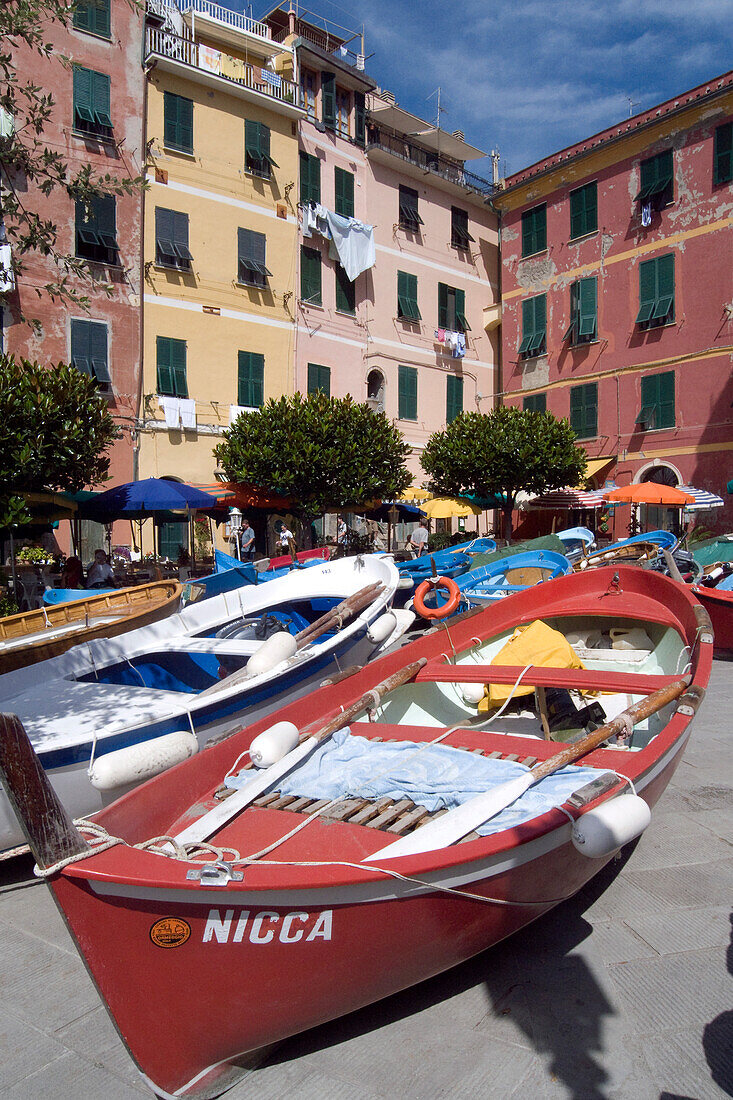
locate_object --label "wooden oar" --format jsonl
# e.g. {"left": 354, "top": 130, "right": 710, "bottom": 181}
{"left": 174, "top": 657, "right": 427, "bottom": 846}
{"left": 365, "top": 676, "right": 692, "bottom": 862}
{"left": 294, "top": 583, "right": 383, "bottom": 648}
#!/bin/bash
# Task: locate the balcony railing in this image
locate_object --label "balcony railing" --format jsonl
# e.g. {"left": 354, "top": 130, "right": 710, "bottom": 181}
{"left": 177, "top": 0, "right": 272, "bottom": 40}
{"left": 146, "top": 26, "right": 299, "bottom": 107}
{"left": 366, "top": 123, "right": 495, "bottom": 197}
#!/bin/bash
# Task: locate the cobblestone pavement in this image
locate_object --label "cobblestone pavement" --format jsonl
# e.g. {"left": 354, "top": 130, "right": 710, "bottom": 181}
{"left": 0, "top": 659, "right": 731, "bottom": 1099}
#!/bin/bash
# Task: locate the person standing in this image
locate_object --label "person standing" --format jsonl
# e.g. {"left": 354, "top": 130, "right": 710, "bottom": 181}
{"left": 239, "top": 518, "right": 255, "bottom": 560}
{"left": 336, "top": 515, "right": 347, "bottom": 552}
{"left": 409, "top": 520, "right": 429, "bottom": 558}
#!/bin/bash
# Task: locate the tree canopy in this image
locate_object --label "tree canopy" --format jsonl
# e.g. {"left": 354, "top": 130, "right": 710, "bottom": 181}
{"left": 0, "top": 352, "right": 119, "bottom": 527}
{"left": 421, "top": 407, "right": 588, "bottom": 539}
{"left": 0, "top": 0, "right": 144, "bottom": 324}
{"left": 214, "top": 392, "right": 412, "bottom": 538}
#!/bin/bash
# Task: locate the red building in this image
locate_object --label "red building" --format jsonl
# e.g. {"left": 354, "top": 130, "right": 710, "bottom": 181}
{"left": 492, "top": 71, "right": 733, "bottom": 536}
{"left": 4, "top": 0, "right": 145, "bottom": 518}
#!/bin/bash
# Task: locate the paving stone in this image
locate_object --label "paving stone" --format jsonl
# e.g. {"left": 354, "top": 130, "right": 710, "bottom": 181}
{"left": 623, "top": 857, "right": 733, "bottom": 909}
{"left": 607, "top": 949, "right": 732, "bottom": 1035}
{"left": 625, "top": 905, "right": 731, "bottom": 956}
{"left": 625, "top": 1023, "right": 732, "bottom": 1100}
{"left": 0, "top": 1009, "right": 67, "bottom": 1091}
{"left": 3, "top": 1050, "right": 148, "bottom": 1099}
{"left": 0, "top": 877, "right": 78, "bottom": 955}
{"left": 622, "top": 813, "right": 732, "bottom": 871}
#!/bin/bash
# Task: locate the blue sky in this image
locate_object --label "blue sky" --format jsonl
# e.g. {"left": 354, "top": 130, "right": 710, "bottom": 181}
{"left": 243, "top": 0, "right": 733, "bottom": 182}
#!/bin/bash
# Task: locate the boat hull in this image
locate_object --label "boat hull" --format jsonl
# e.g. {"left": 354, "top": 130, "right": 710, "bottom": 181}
{"left": 692, "top": 585, "right": 733, "bottom": 650}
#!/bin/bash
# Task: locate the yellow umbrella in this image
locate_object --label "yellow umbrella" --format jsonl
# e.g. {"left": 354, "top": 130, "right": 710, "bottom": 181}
{"left": 397, "top": 486, "right": 434, "bottom": 502}
{"left": 420, "top": 496, "right": 482, "bottom": 519}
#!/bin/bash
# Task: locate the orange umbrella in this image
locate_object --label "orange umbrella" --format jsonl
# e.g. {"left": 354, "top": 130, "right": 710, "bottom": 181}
{"left": 603, "top": 483, "right": 695, "bottom": 506}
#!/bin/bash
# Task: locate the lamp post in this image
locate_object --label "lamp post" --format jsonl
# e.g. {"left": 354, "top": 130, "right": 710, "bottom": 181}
{"left": 387, "top": 504, "right": 399, "bottom": 554}
{"left": 228, "top": 506, "right": 242, "bottom": 560}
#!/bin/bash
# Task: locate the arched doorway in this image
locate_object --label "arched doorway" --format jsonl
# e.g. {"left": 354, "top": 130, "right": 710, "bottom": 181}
{"left": 366, "top": 369, "right": 385, "bottom": 413}
{"left": 640, "top": 464, "right": 682, "bottom": 534}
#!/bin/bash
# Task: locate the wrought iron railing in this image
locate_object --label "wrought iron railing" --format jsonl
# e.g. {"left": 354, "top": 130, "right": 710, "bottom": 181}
{"left": 366, "top": 123, "right": 494, "bottom": 196}
{"left": 176, "top": 0, "right": 272, "bottom": 39}
{"left": 145, "top": 27, "right": 299, "bottom": 107}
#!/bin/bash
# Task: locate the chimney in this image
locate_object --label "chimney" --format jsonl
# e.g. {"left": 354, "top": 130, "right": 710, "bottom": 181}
{"left": 452, "top": 130, "right": 465, "bottom": 142}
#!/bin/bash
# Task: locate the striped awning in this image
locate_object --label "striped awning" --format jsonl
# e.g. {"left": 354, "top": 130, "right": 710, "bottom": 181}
{"left": 678, "top": 485, "right": 725, "bottom": 511}
{"left": 192, "top": 482, "right": 292, "bottom": 509}
{"left": 527, "top": 488, "right": 609, "bottom": 510}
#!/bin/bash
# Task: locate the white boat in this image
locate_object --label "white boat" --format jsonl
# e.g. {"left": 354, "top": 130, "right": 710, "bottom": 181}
{"left": 0, "top": 555, "right": 409, "bottom": 854}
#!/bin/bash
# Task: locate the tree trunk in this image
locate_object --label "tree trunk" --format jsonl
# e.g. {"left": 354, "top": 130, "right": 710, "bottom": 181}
{"left": 502, "top": 504, "right": 513, "bottom": 544}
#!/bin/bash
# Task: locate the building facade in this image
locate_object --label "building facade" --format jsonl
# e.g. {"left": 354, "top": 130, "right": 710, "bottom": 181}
{"left": 139, "top": 0, "right": 303, "bottom": 552}
{"left": 493, "top": 71, "right": 733, "bottom": 533}
{"left": 4, "top": 0, "right": 145, "bottom": 496}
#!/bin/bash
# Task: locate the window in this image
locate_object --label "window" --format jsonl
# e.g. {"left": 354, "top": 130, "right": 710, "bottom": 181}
{"left": 238, "top": 351, "right": 264, "bottom": 408}
{"left": 237, "top": 228, "right": 271, "bottom": 288}
{"left": 70, "top": 319, "right": 111, "bottom": 389}
{"left": 300, "top": 69, "right": 316, "bottom": 120}
{"left": 73, "top": 0, "right": 110, "bottom": 37}
{"left": 438, "top": 283, "right": 469, "bottom": 332}
{"left": 523, "top": 393, "right": 546, "bottom": 413}
{"left": 354, "top": 91, "right": 365, "bottom": 146}
{"left": 446, "top": 375, "right": 463, "bottom": 423}
{"left": 75, "top": 195, "right": 119, "bottom": 265}
{"left": 714, "top": 122, "right": 733, "bottom": 186}
{"left": 73, "top": 67, "right": 112, "bottom": 139}
{"left": 321, "top": 71, "right": 336, "bottom": 129}
{"left": 300, "top": 245, "right": 321, "bottom": 305}
{"left": 336, "top": 89, "right": 350, "bottom": 137}
{"left": 335, "top": 264, "right": 355, "bottom": 314}
{"left": 451, "top": 207, "right": 474, "bottom": 250}
{"left": 563, "top": 277, "right": 597, "bottom": 345}
{"left": 334, "top": 167, "right": 354, "bottom": 218}
{"left": 158, "top": 522, "right": 186, "bottom": 561}
{"left": 570, "top": 382, "right": 597, "bottom": 439}
{"left": 163, "top": 92, "right": 193, "bottom": 154}
{"left": 245, "top": 121, "right": 277, "bottom": 179}
{"left": 518, "top": 294, "right": 546, "bottom": 357}
{"left": 397, "top": 271, "right": 421, "bottom": 321}
{"left": 299, "top": 151, "right": 320, "bottom": 205}
{"left": 156, "top": 336, "right": 188, "bottom": 398}
{"left": 569, "top": 181, "right": 597, "bottom": 239}
{"left": 636, "top": 372, "right": 674, "bottom": 431}
{"left": 398, "top": 185, "right": 423, "bottom": 231}
{"left": 155, "top": 208, "right": 193, "bottom": 270}
{"left": 636, "top": 254, "right": 674, "bottom": 328}
{"left": 521, "top": 203, "right": 546, "bottom": 256}
{"left": 307, "top": 362, "right": 331, "bottom": 396}
{"left": 398, "top": 364, "right": 417, "bottom": 421}
{"left": 636, "top": 149, "right": 673, "bottom": 209}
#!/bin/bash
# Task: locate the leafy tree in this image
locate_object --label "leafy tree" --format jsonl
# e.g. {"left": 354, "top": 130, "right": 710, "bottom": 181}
{"left": 0, "top": 0, "right": 144, "bottom": 324}
{"left": 215, "top": 392, "right": 412, "bottom": 546}
{"left": 0, "top": 352, "right": 119, "bottom": 527}
{"left": 421, "top": 407, "right": 587, "bottom": 540}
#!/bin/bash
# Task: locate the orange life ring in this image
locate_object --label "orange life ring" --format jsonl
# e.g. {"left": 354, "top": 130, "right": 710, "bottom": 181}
{"left": 413, "top": 576, "right": 462, "bottom": 620}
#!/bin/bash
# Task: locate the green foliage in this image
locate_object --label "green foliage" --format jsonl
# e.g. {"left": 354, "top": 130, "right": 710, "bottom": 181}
{"left": 0, "top": 588, "right": 19, "bottom": 618}
{"left": 421, "top": 407, "right": 587, "bottom": 540}
{"left": 215, "top": 392, "right": 412, "bottom": 525}
{"left": 15, "top": 544, "right": 53, "bottom": 562}
{"left": 0, "top": 0, "right": 145, "bottom": 325}
{"left": 0, "top": 352, "right": 119, "bottom": 526}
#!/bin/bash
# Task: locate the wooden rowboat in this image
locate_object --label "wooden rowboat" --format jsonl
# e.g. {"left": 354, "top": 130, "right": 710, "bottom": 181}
{"left": 0, "top": 581, "right": 182, "bottom": 674}
{"left": 0, "top": 567, "right": 712, "bottom": 1099}
{"left": 691, "top": 584, "right": 733, "bottom": 650}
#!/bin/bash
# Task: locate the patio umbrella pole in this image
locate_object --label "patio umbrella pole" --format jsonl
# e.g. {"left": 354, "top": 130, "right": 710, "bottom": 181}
{"left": 8, "top": 527, "right": 17, "bottom": 602}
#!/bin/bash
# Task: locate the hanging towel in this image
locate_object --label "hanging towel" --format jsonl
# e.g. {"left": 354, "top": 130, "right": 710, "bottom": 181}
{"left": 454, "top": 333, "right": 466, "bottom": 359}
{"left": 158, "top": 396, "right": 181, "bottom": 429}
{"left": 0, "top": 243, "right": 14, "bottom": 292}
{"left": 229, "top": 404, "right": 247, "bottom": 424}
{"left": 324, "top": 209, "right": 376, "bottom": 281}
{"left": 641, "top": 202, "right": 652, "bottom": 227}
{"left": 198, "top": 45, "right": 221, "bottom": 74}
{"left": 435, "top": 328, "right": 446, "bottom": 343}
{"left": 261, "top": 68, "right": 282, "bottom": 88}
{"left": 179, "top": 398, "right": 197, "bottom": 430}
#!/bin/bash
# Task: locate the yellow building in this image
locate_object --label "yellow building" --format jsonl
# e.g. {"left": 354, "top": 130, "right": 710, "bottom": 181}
{"left": 139, "top": 0, "right": 303, "bottom": 553}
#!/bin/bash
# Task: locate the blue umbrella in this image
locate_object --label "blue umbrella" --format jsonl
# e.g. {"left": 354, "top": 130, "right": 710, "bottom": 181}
{"left": 81, "top": 478, "right": 219, "bottom": 521}
{"left": 365, "top": 501, "right": 424, "bottom": 522}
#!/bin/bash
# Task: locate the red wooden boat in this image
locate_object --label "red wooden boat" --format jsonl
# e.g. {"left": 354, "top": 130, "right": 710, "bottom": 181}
{"left": 0, "top": 567, "right": 712, "bottom": 1100}
{"left": 691, "top": 583, "right": 733, "bottom": 650}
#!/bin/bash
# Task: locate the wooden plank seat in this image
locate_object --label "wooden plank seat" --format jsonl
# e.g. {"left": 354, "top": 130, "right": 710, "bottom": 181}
{"left": 416, "top": 660, "right": 677, "bottom": 695}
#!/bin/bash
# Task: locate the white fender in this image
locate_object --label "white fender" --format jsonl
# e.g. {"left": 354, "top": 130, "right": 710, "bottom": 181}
{"left": 249, "top": 721, "right": 300, "bottom": 768}
{"left": 571, "top": 793, "right": 651, "bottom": 858}
{"left": 89, "top": 731, "right": 198, "bottom": 792}
{"left": 367, "top": 611, "right": 397, "bottom": 644}
{"left": 245, "top": 631, "right": 298, "bottom": 678}
{"left": 461, "top": 683, "right": 486, "bottom": 706}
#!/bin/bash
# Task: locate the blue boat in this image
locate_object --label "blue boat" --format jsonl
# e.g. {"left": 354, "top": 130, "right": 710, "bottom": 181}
{"left": 412, "top": 549, "right": 572, "bottom": 617}
{"left": 393, "top": 537, "right": 496, "bottom": 604}
{"left": 576, "top": 530, "right": 677, "bottom": 569}
{"left": 556, "top": 526, "right": 596, "bottom": 563}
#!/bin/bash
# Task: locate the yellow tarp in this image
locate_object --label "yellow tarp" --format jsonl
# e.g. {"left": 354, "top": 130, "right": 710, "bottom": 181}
{"left": 478, "top": 619, "right": 586, "bottom": 711}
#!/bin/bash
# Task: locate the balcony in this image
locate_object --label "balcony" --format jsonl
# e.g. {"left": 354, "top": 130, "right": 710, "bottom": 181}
{"left": 145, "top": 26, "right": 301, "bottom": 112}
{"left": 177, "top": 0, "right": 271, "bottom": 40}
{"left": 366, "top": 123, "right": 494, "bottom": 198}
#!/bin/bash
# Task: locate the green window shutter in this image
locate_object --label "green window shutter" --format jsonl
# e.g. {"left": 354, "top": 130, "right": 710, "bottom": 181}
{"left": 334, "top": 168, "right": 354, "bottom": 218}
{"left": 522, "top": 204, "right": 546, "bottom": 256}
{"left": 245, "top": 121, "right": 275, "bottom": 175}
{"left": 307, "top": 363, "right": 330, "bottom": 396}
{"left": 73, "top": 67, "right": 95, "bottom": 128}
{"left": 714, "top": 122, "right": 733, "bottom": 185}
{"left": 95, "top": 194, "right": 118, "bottom": 251}
{"left": 637, "top": 149, "right": 673, "bottom": 203}
{"left": 91, "top": 71, "right": 111, "bottom": 128}
{"left": 299, "top": 152, "right": 320, "bottom": 205}
{"left": 570, "top": 182, "right": 597, "bottom": 239}
{"left": 156, "top": 208, "right": 191, "bottom": 266}
{"left": 570, "top": 383, "right": 597, "bottom": 439}
{"left": 653, "top": 254, "right": 674, "bottom": 322}
{"left": 354, "top": 91, "right": 365, "bottom": 146}
{"left": 451, "top": 207, "right": 473, "bottom": 249}
{"left": 238, "top": 228, "right": 271, "bottom": 286}
{"left": 519, "top": 297, "right": 535, "bottom": 354}
{"left": 636, "top": 258, "right": 657, "bottom": 324}
{"left": 438, "top": 283, "right": 449, "bottom": 329}
{"left": 398, "top": 185, "right": 422, "bottom": 230}
{"left": 238, "top": 351, "right": 264, "bottom": 407}
{"left": 398, "top": 365, "right": 417, "bottom": 420}
{"left": 446, "top": 374, "right": 463, "bottom": 423}
{"left": 88, "top": 319, "right": 110, "bottom": 384}
{"left": 245, "top": 119, "right": 260, "bottom": 160}
{"left": 157, "top": 336, "right": 173, "bottom": 396}
{"left": 300, "top": 246, "right": 322, "bottom": 305}
{"left": 639, "top": 373, "right": 673, "bottom": 429}
{"left": 335, "top": 263, "right": 355, "bottom": 313}
{"left": 74, "top": 0, "right": 110, "bottom": 36}
{"left": 94, "top": 0, "right": 111, "bottom": 36}
{"left": 523, "top": 392, "right": 546, "bottom": 413}
{"left": 164, "top": 92, "right": 193, "bottom": 153}
{"left": 73, "top": 2, "right": 92, "bottom": 31}
{"left": 321, "top": 71, "right": 336, "bottom": 129}
{"left": 71, "top": 319, "right": 91, "bottom": 376}
{"left": 454, "top": 287, "right": 469, "bottom": 332}
{"left": 397, "top": 271, "right": 420, "bottom": 321}
{"left": 564, "top": 281, "right": 579, "bottom": 342}
{"left": 577, "top": 276, "right": 597, "bottom": 338}
{"left": 522, "top": 294, "right": 546, "bottom": 354}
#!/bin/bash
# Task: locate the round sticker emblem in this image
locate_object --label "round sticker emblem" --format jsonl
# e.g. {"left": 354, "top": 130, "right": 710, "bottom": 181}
{"left": 150, "top": 917, "right": 191, "bottom": 948}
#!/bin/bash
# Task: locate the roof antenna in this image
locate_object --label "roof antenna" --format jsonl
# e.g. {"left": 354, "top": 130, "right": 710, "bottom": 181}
{"left": 626, "top": 95, "right": 640, "bottom": 117}
{"left": 426, "top": 87, "right": 446, "bottom": 131}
